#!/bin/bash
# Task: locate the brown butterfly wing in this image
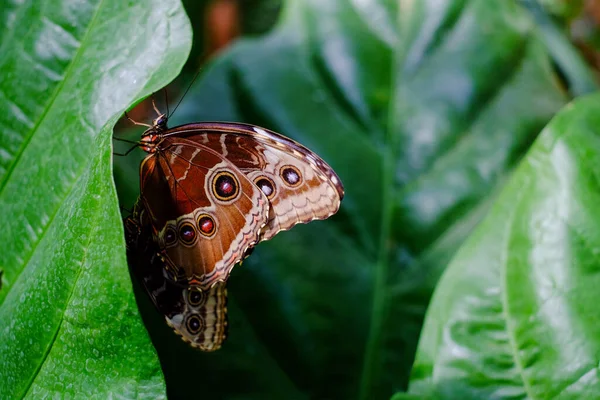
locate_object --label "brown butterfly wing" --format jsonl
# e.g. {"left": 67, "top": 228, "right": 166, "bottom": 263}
{"left": 166, "top": 123, "right": 344, "bottom": 241}
{"left": 124, "top": 207, "right": 227, "bottom": 351}
{"left": 139, "top": 136, "right": 269, "bottom": 289}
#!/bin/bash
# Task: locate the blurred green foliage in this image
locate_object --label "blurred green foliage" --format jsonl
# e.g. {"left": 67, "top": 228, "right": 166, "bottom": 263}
{"left": 540, "top": 0, "right": 584, "bottom": 19}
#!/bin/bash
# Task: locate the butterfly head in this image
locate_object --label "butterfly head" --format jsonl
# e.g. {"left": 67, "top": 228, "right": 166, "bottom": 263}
{"left": 152, "top": 113, "right": 168, "bottom": 131}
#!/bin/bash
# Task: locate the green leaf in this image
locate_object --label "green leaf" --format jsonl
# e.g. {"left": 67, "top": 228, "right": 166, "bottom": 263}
{"left": 0, "top": 0, "right": 191, "bottom": 397}
{"left": 114, "top": 0, "right": 576, "bottom": 398}
{"left": 400, "top": 93, "right": 600, "bottom": 399}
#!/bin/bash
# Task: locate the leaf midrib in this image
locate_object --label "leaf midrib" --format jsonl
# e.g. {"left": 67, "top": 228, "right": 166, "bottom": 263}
{"left": 358, "top": 146, "right": 394, "bottom": 400}
{"left": 501, "top": 175, "right": 535, "bottom": 398}
{"left": 357, "top": 9, "right": 398, "bottom": 399}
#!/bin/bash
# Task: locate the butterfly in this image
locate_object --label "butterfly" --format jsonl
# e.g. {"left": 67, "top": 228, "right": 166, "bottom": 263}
{"left": 123, "top": 107, "right": 344, "bottom": 350}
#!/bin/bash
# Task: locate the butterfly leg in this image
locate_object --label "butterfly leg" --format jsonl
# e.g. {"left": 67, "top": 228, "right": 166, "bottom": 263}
{"left": 112, "top": 144, "right": 140, "bottom": 157}
{"left": 124, "top": 111, "right": 152, "bottom": 128}
{"left": 151, "top": 98, "right": 162, "bottom": 118}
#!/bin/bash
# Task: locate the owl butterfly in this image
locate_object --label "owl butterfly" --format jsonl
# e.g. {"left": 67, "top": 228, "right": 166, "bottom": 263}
{"left": 124, "top": 108, "right": 344, "bottom": 350}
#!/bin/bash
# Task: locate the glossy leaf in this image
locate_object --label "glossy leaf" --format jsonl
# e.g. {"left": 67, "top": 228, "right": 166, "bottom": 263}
{"left": 399, "top": 93, "right": 600, "bottom": 399}
{"left": 114, "top": 0, "right": 575, "bottom": 398}
{"left": 0, "top": 0, "right": 191, "bottom": 397}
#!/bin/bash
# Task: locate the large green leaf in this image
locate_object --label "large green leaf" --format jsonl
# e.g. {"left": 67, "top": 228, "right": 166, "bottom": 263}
{"left": 399, "top": 93, "right": 600, "bottom": 399}
{"left": 114, "top": 0, "right": 575, "bottom": 398}
{"left": 0, "top": 0, "right": 191, "bottom": 397}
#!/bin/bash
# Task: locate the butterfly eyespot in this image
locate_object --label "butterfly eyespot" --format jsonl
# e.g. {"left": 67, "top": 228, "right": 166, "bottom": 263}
{"left": 212, "top": 171, "right": 239, "bottom": 201}
{"left": 188, "top": 289, "right": 204, "bottom": 306}
{"left": 280, "top": 165, "right": 302, "bottom": 187}
{"left": 186, "top": 314, "right": 204, "bottom": 334}
{"left": 179, "top": 223, "right": 197, "bottom": 245}
{"left": 254, "top": 176, "right": 276, "bottom": 199}
{"left": 164, "top": 226, "right": 177, "bottom": 246}
{"left": 197, "top": 214, "right": 216, "bottom": 237}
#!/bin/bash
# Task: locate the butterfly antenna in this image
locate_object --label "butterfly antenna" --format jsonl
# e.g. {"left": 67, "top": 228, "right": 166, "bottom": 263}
{"left": 113, "top": 136, "right": 140, "bottom": 145}
{"left": 113, "top": 144, "right": 140, "bottom": 157}
{"left": 169, "top": 67, "right": 203, "bottom": 119}
{"left": 165, "top": 89, "right": 170, "bottom": 118}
